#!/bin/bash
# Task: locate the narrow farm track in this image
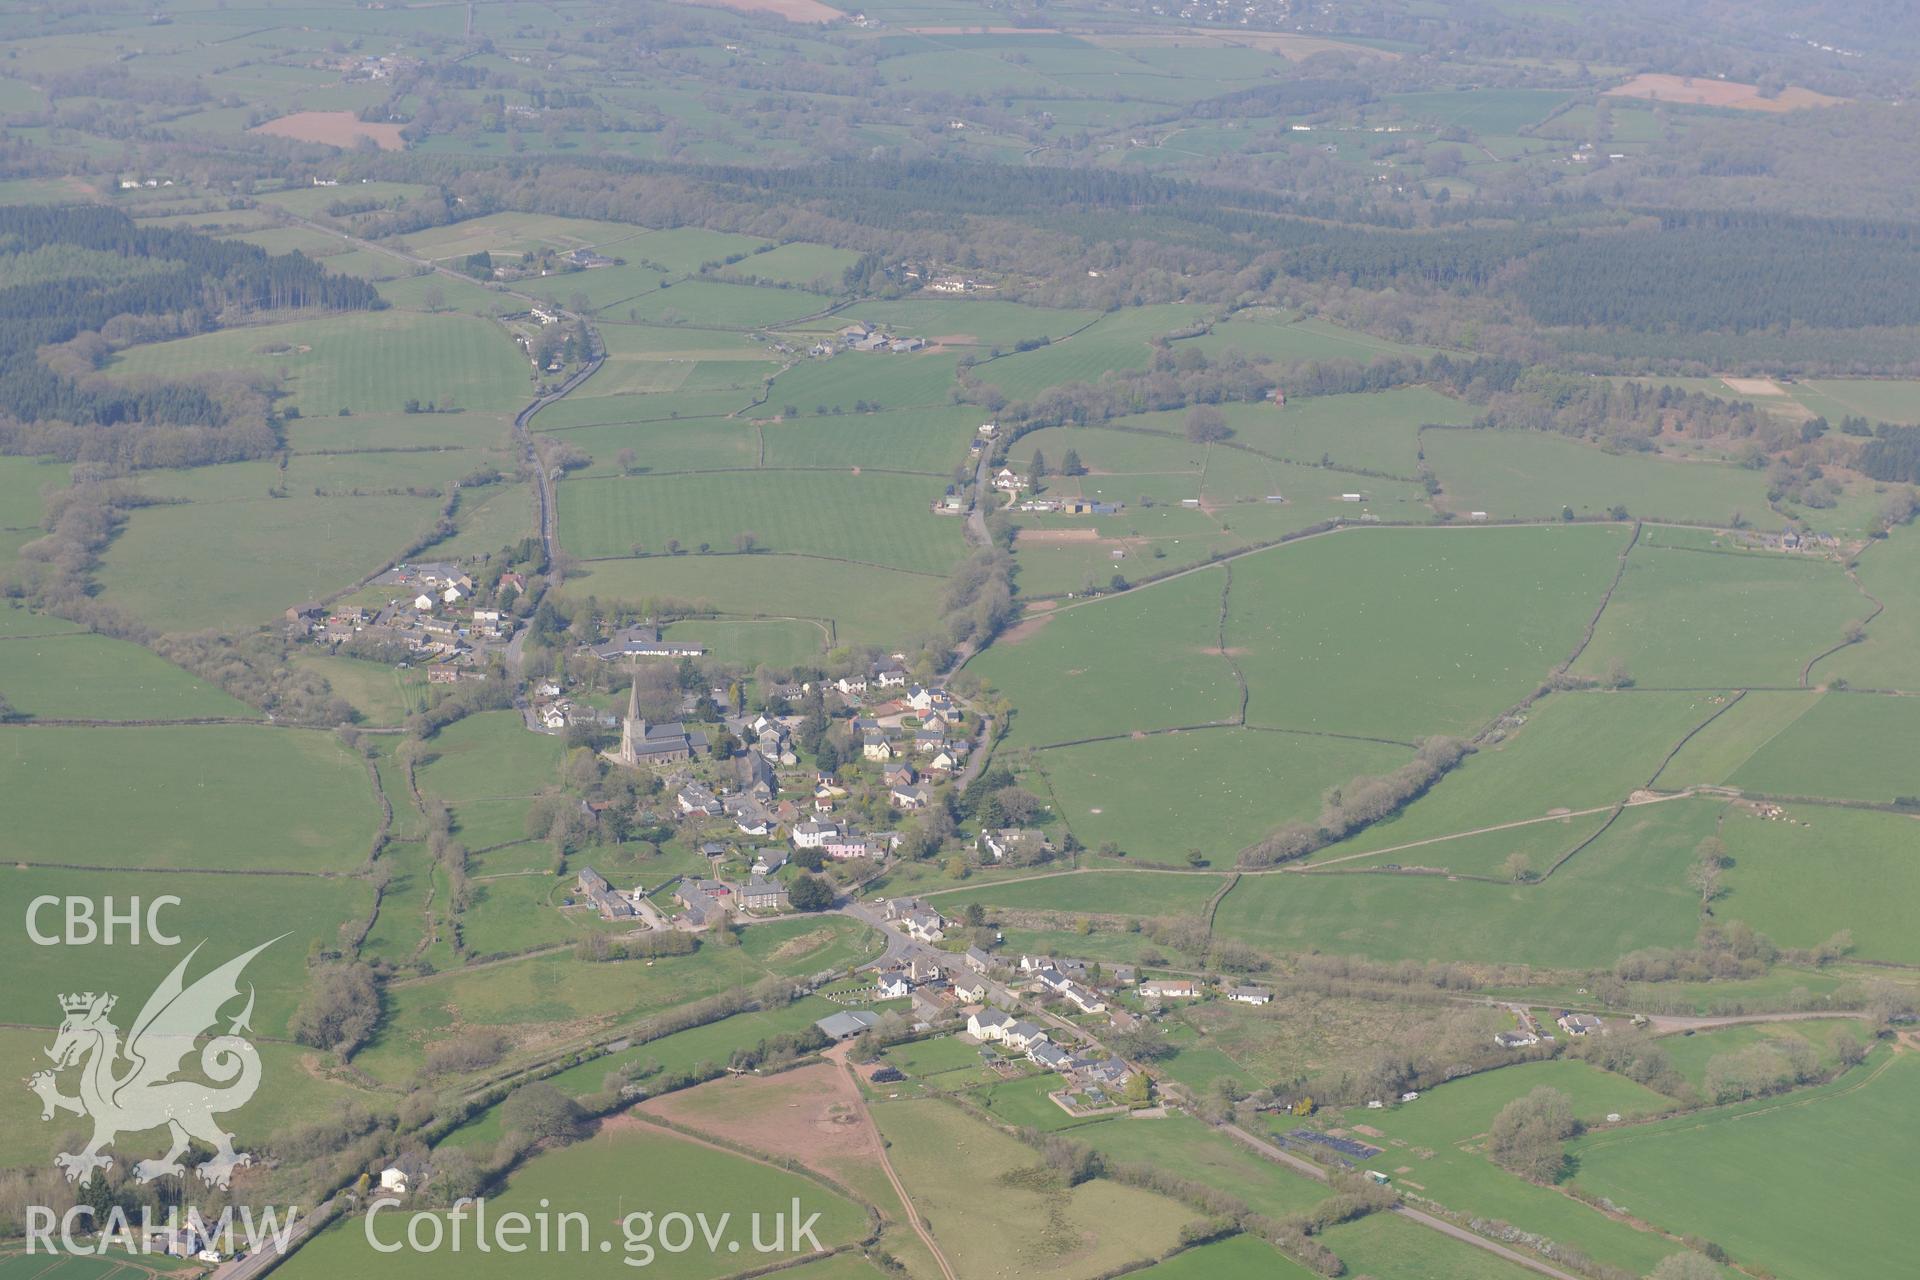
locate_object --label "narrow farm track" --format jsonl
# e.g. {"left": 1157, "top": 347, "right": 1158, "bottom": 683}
{"left": 1644, "top": 1008, "right": 1882, "bottom": 1034}
{"left": 1217, "top": 1123, "right": 1588, "bottom": 1280}
{"left": 517, "top": 351, "right": 605, "bottom": 571}
{"left": 826, "top": 1045, "right": 959, "bottom": 1280}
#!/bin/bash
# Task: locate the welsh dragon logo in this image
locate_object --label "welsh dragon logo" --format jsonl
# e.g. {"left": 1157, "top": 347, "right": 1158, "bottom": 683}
{"left": 27, "top": 938, "right": 281, "bottom": 1189}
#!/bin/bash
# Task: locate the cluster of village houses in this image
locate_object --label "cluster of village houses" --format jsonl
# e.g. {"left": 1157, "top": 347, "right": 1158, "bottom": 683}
{"left": 285, "top": 561, "right": 518, "bottom": 678}
{"left": 567, "top": 849, "right": 794, "bottom": 931}
{"left": 528, "top": 621, "right": 714, "bottom": 732}
{"left": 668, "top": 664, "right": 976, "bottom": 845}
{"left": 554, "top": 659, "right": 986, "bottom": 931}
{"left": 836, "top": 899, "right": 1282, "bottom": 1095}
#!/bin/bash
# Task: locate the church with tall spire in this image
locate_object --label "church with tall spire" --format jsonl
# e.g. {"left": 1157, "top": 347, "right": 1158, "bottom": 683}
{"left": 610, "top": 671, "right": 708, "bottom": 767}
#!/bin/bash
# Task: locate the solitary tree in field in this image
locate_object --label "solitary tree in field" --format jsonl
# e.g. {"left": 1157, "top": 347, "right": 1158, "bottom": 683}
{"left": 1687, "top": 838, "right": 1727, "bottom": 905}
{"left": 1185, "top": 406, "right": 1230, "bottom": 443}
{"left": 1502, "top": 852, "right": 1534, "bottom": 883}
{"left": 616, "top": 447, "right": 638, "bottom": 475}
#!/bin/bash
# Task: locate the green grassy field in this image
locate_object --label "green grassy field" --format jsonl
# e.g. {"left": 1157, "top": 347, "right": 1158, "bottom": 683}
{"left": 0, "top": 602, "right": 83, "bottom": 637}
{"left": 0, "top": 864, "right": 371, "bottom": 1035}
{"left": 457, "top": 871, "right": 594, "bottom": 955}
{"left": 1321, "top": 1211, "right": 1551, "bottom": 1280}
{"left": 837, "top": 298, "right": 1098, "bottom": 347}
{"left": 873, "top": 1098, "right": 1197, "bottom": 1280}
{"left": 1216, "top": 386, "right": 1469, "bottom": 475}
{"left": 662, "top": 618, "right": 829, "bottom": 666}
{"left": 1130, "top": 1236, "right": 1319, "bottom": 1280}
{"left": 971, "top": 567, "right": 1242, "bottom": 746}
{"left": 1386, "top": 88, "right": 1576, "bottom": 132}
{"left": 926, "top": 869, "right": 1226, "bottom": 918}
{"left": 1012, "top": 423, "right": 1210, "bottom": 480}
{"left": 1309, "top": 808, "right": 1613, "bottom": 877}
{"left": 880, "top": 1035, "right": 996, "bottom": 1081}
{"left": 540, "top": 997, "right": 844, "bottom": 1097}
{"left": 1287, "top": 1058, "right": 1683, "bottom": 1277}
{"left": 0, "top": 453, "right": 69, "bottom": 524}
{"left": 970, "top": 1072, "right": 1091, "bottom": 1132}
{"left": 414, "top": 711, "right": 567, "bottom": 849}
{"left": 395, "top": 211, "right": 659, "bottom": 261}
{"left": 280, "top": 1123, "right": 869, "bottom": 1279}
{"left": 437, "top": 478, "right": 538, "bottom": 558}
{"left": 352, "top": 941, "right": 778, "bottom": 1084}
{"left": 762, "top": 351, "right": 962, "bottom": 414}
{"left": 736, "top": 914, "right": 883, "bottom": 974}
{"left": 622, "top": 226, "right": 777, "bottom": 276}
{"left": 760, "top": 405, "right": 977, "bottom": 473}
{"left": 1, "top": 723, "right": 377, "bottom": 870}
{"left": 0, "top": 632, "right": 255, "bottom": 720}
{"left": 559, "top": 470, "right": 967, "bottom": 574}
{"left": 358, "top": 840, "right": 444, "bottom": 968}
{"left": 1179, "top": 315, "right": 1443, "bottom": 374}
{"left": 976, "top": 305, "right": 1211, "bottom": 401}
{"left": 1423, "top": 430, "right": 1774, "bottom": 524}
{"left": 106, "top": 310, "right": 529, "bottom": 415}
{"left": 1215, "top": 798, "right": 1718, "bottom": 966}
{"left": 1229, "top": 524, "right": 1630, "bottom": 739}
{"left": 1572, "top": 542, "right": 1870, "bottom": 688}
{"left": 538, "top": 417, "right": 761, "bottom": 475}
{"left": 0, "top": 1027, "right": 386, "bottom": 1175}
{"left": 1819, "top": 526, "right": 1920, "bottom": 690}
{"left": 287, "top": 405, "right": 515, "bottom": 452}
{"left": 1787, "top": 377, "right": 1920, "bottom": 422}
{"left": 1327, "top": 689, "right": 1727, "bottom": 855}
{"left": 555, "top": 554, "right": 946, "bottom": 650}
{"left": 1718, "top": 805, "right": 1920, "bottom": 964}
{"left": 1074, "top": 1112, "right": 1331, "bottom": 1219}
{"left": 624, "top": 279, "right": 836, "bottom": 328}
{"left": 0, "top": 452, "right": 67, "bottom": 576}
{"left": 1010, "top": 532, "right": 1237, "bottom": 600}
{"left": 719, "top": 241, "right": 862, "bottom": 287}
{"left": 1038, "top": 728, "right": 1410, "bottom": 860}
{"left": 290, "top": 654, "right": 428, "bottom": 724}
{"left": 1721, "top": 691, "right": 1920, "bottom": 802}
{"left": 1568, "top": 1050, "right": 1915, "bottom": 1280}
{"left": 1651, "top": 689, "right": 1822, "bottom": 789}
{"left": 97, "top": 483, "right": 438, "bottom": 633}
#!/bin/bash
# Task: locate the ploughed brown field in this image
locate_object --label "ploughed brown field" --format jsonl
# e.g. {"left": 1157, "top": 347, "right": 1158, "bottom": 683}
{"left": 249, "top": 111, "right": 407, "bottom": 150}
{"left": 1605, "top": 73, "right": 1847, "bottom": 112}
